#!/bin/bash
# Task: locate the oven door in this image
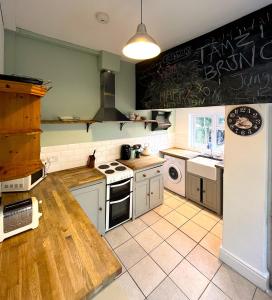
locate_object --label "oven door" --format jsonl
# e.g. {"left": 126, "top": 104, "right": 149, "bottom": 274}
{"left": 107, "top": 178, "right": 132, "bottom": 201}
{"left": 106, "top": 193, "right": 132, "bottom": 230}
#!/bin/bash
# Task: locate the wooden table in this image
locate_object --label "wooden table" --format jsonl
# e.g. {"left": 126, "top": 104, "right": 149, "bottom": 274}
{"left": 0, "top": 167, "right": 122, "bottom": 300}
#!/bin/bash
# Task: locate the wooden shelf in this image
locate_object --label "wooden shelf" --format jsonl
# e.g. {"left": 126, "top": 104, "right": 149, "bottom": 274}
{"left": 0, "top": 129, "right": 42, "bottom": 136}
{"left": 0, "top": 80, "right": 47, "bottom": 96}
{"left": 42, "top": 119, "right": 97, "bottom": 132}
{"left": 41, "top": 119, "right": 159, "bottom": 131}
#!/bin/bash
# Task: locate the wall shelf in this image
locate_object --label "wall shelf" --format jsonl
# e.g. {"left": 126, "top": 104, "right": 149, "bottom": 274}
{"left": 41, "top": 119, "right": 159, "bottom": 131}
{"left": 41, "top": 120, "right": 97, "bottom": 132}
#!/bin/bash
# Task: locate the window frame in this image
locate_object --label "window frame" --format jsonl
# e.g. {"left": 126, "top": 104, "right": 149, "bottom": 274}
{"left": 189, "top": 113, "right": 225, "bottom": 151}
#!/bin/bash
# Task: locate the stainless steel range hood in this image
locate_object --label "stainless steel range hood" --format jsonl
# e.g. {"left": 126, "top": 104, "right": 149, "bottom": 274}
{"left": 93, "top": 70, "right": 129, "bottom": 122}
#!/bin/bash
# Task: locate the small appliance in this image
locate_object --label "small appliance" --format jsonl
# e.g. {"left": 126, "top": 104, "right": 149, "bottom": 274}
{"left": 120, "top": 144, "right": 131, "bottom": 160}
{"left": 1, "top": 167, "right": 46, "bottom": 192}
{"left": 0, "top": 197, "right": 42, "bottom": 242}
{"left": 97, "top": 161, "right": 133, "bottom": 231}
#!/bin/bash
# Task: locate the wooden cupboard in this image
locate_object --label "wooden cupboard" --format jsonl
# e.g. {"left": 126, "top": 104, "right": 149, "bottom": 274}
{"left": 0, "top": 80, "right": 47, "bottom": 180}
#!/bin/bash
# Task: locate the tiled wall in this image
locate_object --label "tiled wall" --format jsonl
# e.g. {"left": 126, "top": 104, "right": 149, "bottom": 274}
{"left": 41, "top": 133, "right": 175, "bottom": 173}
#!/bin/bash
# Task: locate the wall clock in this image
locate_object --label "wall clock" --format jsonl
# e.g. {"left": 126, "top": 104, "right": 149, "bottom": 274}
{"left": 227, "top": 106, "right": 262, "bottom": 136}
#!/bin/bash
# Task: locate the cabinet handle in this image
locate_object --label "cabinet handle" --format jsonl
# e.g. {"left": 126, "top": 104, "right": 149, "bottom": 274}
{"left": 143, "top": 174, "right": 146, "bottom": 177}
{"left": 151, "top": 192, "right": 154, "bottom": 195}
{"left": 147, "top": 193, "right": 150, "bottom": 196}
{"left": 157, "top": 170, "right": 160, "bottom": 173}
{"left": 197, "top": 188, "right": 200, "bottom": 191}
{"left": 99, "top": 207, "right": 103, "bottom": 211}
{"left": 203, "top": 190, "right": 206, "bottom": 193}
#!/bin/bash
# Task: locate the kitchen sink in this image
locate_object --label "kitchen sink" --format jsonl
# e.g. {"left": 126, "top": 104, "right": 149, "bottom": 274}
{"left": 187, "top": 156, "right": 218, "bottom": 180}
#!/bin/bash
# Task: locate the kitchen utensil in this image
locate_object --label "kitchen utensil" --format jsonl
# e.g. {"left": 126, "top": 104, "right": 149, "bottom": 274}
{"left": 141, "top": 144, "right": 151, "bottom": 156}
{"left": 0, "top": 197, "right": 42, "bottom": 242}
{"left": 120, "top": 145, "right": 131, "bottom": 160}
{"left": 87, "top": 149, "right": 96, "bottom": 168}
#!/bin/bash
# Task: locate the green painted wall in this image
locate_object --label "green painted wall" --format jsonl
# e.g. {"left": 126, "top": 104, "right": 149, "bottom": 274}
{"left": 4, "top": 30, "right": 175, "bottom": 146}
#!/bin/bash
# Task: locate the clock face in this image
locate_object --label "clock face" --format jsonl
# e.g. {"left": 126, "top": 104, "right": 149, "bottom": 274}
{"left": 227, "top": 106, "right": 262, "bottom": 136}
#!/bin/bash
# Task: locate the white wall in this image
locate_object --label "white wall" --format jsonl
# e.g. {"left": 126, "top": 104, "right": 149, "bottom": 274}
{"left": 221, "top": 104, "right": 271, "bottom": 290}
{"left": 175, "top": 106, "right": 225, "bottom": 150}
{"left": 0, "top": 4, "right": 4, "bottom": 73}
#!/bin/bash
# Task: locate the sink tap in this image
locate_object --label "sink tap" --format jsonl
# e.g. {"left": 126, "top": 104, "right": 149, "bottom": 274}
{"left": 207, "top": 142, "right": 213, "bottom": 158}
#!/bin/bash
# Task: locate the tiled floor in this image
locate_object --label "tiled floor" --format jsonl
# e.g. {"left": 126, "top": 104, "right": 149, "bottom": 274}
{"left": 94, "top": 190, "right": 271, "bottom": 300}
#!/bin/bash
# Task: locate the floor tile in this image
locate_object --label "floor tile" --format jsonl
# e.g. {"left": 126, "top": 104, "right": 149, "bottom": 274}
{"left": 147, "top": 277, "right": 188, "bottom": 300}
{"left": 253, "top": 288, "right": 272, "bottom": 300}
{"left": 201, "top": 209, "right": 221, "bottom": 221}
{"left": 191, "top": 212, "right": 218, "bottom": 231}
{"left": 200, "top": 232, "right": 221, "bottom": 257}
{"left": 129, "top": 256, "right": 166, "bottom": 297}
{"left": 150, "top": 241, "right": 183, "bottom": 274}
{"left": 105, "top": 226, "right": 131, "bottom": 249}
{"left": 150, "top": 218, "right": 176, "bottom": 239}
{"left": 211, "top": 222, "right": 223, "bottom": 239}
{"left": 212, "top": 264, "right": 256, "bottom": 300}
{"left": 200, "top": 282, "right": 230, "bottom": 300}
{"left": 164, "top": 210, "right": 189, "bottom": 228}
{"left": 187, "top": 245, "right": 221, "bottom": 279}
{"left": 134, "top": 227, "right": 163, "bottom": 253}
{"left": 180, "top": 220, "right": 208, "bottom": 242}
{"left": 166, "top": 230, "right": 196, "bottom": 256}
{"left": 114, "top": 238, "right": 147, "bottom": 269}
{"left": 186, "top": 201, "right": 202, "bottom": 212}
{"left": 123, "top": 218, "right": 148, "bottom": 236}
{"left": 92, "top": 272, "right": 144, "bottom": 300}
{"left": 176, "top": 204, "right": 199, "bottom": 219}
{"left": 140, "top": 210, "right": 162, "bottom": 226}
{"left": 153, "top": 204, "right": 173, "bottom": 216}
{"left": 169, "top": 259, "right": 209, "bottom": 300}
{"left": 164, "top": 196, "right": 185, "bottom": 209}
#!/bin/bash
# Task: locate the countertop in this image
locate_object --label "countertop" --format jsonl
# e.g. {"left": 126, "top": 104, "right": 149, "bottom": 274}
{"left": 160, "top": 147, "right": 200, "bottom": 160}
{"left": 0, "top": 167, "right": 122, "bottom": 300}
{"left": 215, "top": 160, "right": 224, "bottom": 169}
{"left": 118, "top": 155, "right": 166, "bottom": 170}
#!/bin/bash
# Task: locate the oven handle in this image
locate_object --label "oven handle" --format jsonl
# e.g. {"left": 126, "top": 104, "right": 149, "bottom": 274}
{"left": 110, "top": 195, "right": 130, "bottom": 205}
{"left": 110, "top": 179, "right": 131, "bottom": 188}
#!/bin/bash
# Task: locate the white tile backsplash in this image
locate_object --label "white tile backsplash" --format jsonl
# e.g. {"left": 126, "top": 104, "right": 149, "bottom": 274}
{"left": 41, "top": 133, "right": 175, "bottom": 173}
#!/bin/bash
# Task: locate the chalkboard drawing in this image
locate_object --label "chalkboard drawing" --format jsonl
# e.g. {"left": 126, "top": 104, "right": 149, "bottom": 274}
{"left": 136, "top": 4, "right": 272, "bottom": 109}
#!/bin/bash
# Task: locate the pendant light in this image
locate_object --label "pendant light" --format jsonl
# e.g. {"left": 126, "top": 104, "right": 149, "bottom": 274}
{"left": 122, "top": 0, "right": 161, "bottom": 60}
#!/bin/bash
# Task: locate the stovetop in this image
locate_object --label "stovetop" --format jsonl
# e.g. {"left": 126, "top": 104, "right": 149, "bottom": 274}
{"left": 97, "top": 161, "right": 133, "bottom": 184}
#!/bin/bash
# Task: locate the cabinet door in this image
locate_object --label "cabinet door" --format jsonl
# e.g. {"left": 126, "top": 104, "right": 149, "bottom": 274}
{"left": 71, "top": 182, "right": 105, "bottom": 235}
{"left": 187, "top": 173, "right": 201, "bottom": 203}
{"left": 134, "top": 180, "right": 150, "bottom": 218}
{"left": 150, "top": 175, "right": 163, "bottom": 209}
{"left": 203, "top": 178, "right": 217, "bottom": 212}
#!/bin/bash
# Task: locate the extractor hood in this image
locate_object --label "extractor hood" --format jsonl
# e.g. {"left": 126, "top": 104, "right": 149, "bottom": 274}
{"left": 93, "top": 70, "right": 129, "bottom": 122}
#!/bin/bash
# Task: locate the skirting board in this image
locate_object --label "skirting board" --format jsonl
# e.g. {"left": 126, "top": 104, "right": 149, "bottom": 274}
{"left": 220, "top": 246, "right": 269, "bottom": 291}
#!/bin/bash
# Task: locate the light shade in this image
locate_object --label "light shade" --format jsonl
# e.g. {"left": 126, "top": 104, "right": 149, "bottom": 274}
{"left": 122, "top": 23, "right": 161, "bottom": 60}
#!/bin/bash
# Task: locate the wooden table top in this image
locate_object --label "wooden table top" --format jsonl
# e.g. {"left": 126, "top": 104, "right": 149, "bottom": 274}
{"left": 118, "top": 155, "right": 166, "bottom": 170}
{"left": 0, "top": 167, "right": 121, "bottom": 300}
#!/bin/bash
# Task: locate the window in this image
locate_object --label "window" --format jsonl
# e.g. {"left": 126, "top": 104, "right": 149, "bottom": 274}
{"left": 190, "top": 114, "right": 225, "bottom": 153}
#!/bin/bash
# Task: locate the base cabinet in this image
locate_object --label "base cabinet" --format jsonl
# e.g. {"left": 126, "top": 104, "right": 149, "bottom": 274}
{"left": 71, "top": 181, "right": 105, "bottom": 235}
{"left": 187, "top": 172, "right": 222, "bottom": 215}
{"left": 134, "top": 165, "right": 164, "bottom": 218}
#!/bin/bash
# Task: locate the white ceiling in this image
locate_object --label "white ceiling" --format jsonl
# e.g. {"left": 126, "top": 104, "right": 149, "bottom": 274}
{"left": 1, "top": 0, "right": 272, "bottom": 60}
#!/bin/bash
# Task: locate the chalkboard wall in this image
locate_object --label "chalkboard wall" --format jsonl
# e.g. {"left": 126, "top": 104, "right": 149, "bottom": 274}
{"left": 136, "top": 4, "right": 272, "bottom": 109}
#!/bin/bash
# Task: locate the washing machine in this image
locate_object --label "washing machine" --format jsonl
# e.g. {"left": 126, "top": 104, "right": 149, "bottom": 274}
{"left": 163, "top": 155, "right": 186, "bottom": 197}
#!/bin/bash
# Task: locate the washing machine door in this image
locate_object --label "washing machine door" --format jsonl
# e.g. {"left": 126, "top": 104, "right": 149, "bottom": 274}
{"left": 167, "top": 164, "right": 182, "bottom": 183}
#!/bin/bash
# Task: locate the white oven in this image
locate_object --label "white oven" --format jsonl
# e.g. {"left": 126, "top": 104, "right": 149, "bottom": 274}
{"left": 106, "top": 178, "right": 133, "bottom": 231}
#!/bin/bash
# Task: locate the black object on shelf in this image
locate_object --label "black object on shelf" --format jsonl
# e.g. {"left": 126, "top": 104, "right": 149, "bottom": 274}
{"left": 0, "top": 74, "right": 44, "bottom": 85}
{"left": 151, "top": 111, "right": 172, "bottom": 131}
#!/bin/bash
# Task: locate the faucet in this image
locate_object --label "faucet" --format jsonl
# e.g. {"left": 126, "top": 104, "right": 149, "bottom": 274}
{"left": 207, "top": 141, "right": 213, "bottom": 158}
